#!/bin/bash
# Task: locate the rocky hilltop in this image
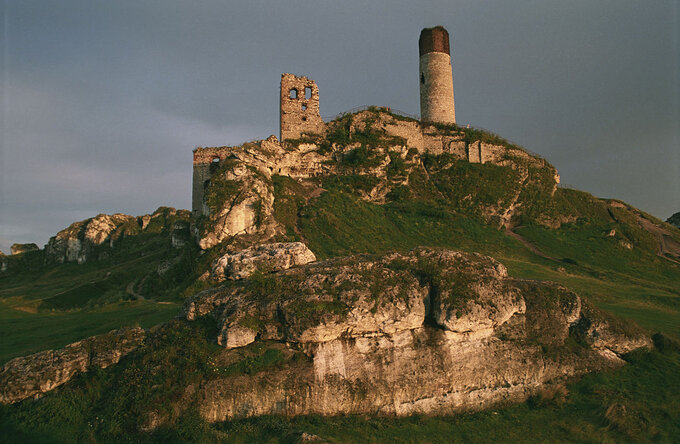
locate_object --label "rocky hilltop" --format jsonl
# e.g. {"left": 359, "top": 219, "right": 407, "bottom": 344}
{"left": 192, "top": 108, "right": 559, "bottom": 250}
{"left": 191, "top": 108, "right": 679, "bottom": 266}
{"left": 1, "top": 207, "right": 191, "bottom": 275}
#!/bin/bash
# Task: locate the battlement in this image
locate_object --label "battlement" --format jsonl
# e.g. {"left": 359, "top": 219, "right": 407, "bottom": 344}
{"left": 193, "top": 146, "right": 236, "bottom": 166}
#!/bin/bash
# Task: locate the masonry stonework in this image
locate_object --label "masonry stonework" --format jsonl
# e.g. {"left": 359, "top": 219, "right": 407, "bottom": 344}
{"left": 280, "top": 74, "right": 326, "bottom": 141}
{"left": 419, "top": 26, "right": 456, "bottom": 125}
{"left": 192, "top": 148, "right": 236, "bottom": 219}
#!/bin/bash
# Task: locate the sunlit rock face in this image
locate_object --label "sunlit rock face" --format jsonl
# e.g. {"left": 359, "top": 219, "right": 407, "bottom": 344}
{"left": 182, "top": 247, "right": 650, "bottom": 421}
{"left": 45, "top": 207, "right": 189, "bottom": 264}
{"left": 211, "top": 242, "right": 316, "bottom": 281}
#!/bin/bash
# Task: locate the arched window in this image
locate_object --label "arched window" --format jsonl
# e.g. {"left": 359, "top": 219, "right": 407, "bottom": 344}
{"left": 305, "top": 87, "right": 312, "bottom": 99}
{"left": 289, "top": 88, "right": 298, "bottom": 99}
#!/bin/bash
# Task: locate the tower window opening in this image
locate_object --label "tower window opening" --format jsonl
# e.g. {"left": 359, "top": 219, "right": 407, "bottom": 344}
{"left": 289, "top": 88, "right": 298, "bottom": 99}
{"left": 420, "top": 73, "right": 425, "bottom": 84}
{"left": 301, "top": 103, "right": 307, "bottom": 111}
{"left": 302, "top": 116, "right": 307, "bottom": 122}
{"left": 305, "top": 87, "right": 312, "bottom": 99}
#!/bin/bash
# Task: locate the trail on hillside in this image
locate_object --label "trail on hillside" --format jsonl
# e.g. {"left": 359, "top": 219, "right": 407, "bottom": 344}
{"left": 126, "top": 281, "right": 145, "bottom": 300}
{"left": 504, "top": 227, "right": 558, "bottom": 262}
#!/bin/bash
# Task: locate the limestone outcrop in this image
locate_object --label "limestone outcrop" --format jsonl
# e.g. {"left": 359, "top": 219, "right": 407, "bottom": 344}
{"left": 0, "top": 247, "right": 651, "bottom": 421}
{"left": 0, "top": 327, "right": 145, "bottom": 404}
{"left": 45, "top": 207, "right": 190, "bottom": 264}
{"left": 211, "top": 242, "right": 316, "bottom": 281}
{"left": 181, "top": 248, "right": 650, "bottom": 421}
{"left": 195, "top": 159, "right": 281, "bottom": 250}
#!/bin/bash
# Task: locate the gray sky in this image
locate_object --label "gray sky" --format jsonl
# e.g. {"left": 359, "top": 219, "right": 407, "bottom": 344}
{"left": 1, "top": 0, "right": 678, "bottom": 253}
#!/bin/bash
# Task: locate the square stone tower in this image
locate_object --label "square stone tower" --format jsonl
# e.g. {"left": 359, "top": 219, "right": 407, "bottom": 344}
{"left": 280, "top": 73, "right": 326, "bottom": 141}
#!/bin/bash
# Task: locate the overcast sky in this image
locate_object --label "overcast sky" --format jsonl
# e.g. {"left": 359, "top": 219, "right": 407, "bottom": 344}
{"left": 1, "top": 0, "right": 678, "bottom": 253}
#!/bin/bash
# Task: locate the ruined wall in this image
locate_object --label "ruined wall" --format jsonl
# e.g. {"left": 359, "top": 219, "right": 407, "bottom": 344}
{"left": 468, "top": 141, "right": 482, "bottom": 163}
{"left": 192, "top": 148, "right": 236, "bottom": 219}
{"left": 280, "top": 74, "right": 326, "bottom": 141}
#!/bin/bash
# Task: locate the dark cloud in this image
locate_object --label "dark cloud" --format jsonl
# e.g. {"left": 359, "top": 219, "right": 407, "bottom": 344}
{"left": 1, "top": 0, "right": 678, "bottom": 253}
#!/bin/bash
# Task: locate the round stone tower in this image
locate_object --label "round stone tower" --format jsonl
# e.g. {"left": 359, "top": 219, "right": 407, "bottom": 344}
{"left": 419, "top": 26, "right": 456, "bottom": 124}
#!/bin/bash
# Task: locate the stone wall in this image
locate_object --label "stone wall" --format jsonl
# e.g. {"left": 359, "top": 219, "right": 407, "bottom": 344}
{"left": 468, "top": 141, "right": 482, "bottom": 163}
{"left": 280, "top": 73, "right": 326, "bottom": 141}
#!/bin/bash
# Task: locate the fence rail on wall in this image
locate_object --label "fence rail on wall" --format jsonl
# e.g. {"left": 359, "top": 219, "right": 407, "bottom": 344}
{"left": 557, "top": 183, "right": 582, "bottom": 190}
{"left": 322, "top": 105, "right": 420, "bottom": 122}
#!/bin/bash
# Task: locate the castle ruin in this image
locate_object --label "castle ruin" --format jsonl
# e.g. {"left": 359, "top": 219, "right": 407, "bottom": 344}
{"left": 192, "top": 26, "right": 501, "bottom": 225}
{"left": 279, "top": 74, "right": 326, "bottom": 141}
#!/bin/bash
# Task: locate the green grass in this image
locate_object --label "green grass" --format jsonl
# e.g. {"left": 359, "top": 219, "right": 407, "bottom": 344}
{"left": 0, "top": 300, "right": 178, "bottom": 365}
{"left": 298, "top": 189, "right": 529, "bottom": 260}
{"left": 0, "top": 232, "right": 201, "bottom": 364}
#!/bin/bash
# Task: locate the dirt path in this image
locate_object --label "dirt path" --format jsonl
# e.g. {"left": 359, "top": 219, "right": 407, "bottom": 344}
{"left": 504, "top": 228, "right": 559, "bottom": 262}
{"left": 125, "top": 281, "right": 145, "bottom": 300}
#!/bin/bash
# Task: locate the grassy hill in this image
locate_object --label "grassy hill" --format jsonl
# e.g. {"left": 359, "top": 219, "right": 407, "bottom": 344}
{"left": 1, "top": 110, "right": 679, "bottom": 442}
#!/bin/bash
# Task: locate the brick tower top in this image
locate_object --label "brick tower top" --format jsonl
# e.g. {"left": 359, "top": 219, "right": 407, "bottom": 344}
{"left": 419, "top": 26, "right": 450, "bottom": 56}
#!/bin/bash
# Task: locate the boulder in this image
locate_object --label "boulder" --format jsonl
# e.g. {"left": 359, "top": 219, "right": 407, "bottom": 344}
{"left": 211, "top": 242, "right": 317, "bottom": 281}
{"left": 184, "top": 247, "right": 650, "bottom": 353}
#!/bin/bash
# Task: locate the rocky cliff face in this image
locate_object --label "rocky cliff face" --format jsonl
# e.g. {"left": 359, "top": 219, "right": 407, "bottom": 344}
{"left": 45, "top": 207, "right": 191, "bottom": 264}
{"left": 180, "top": 247, "right": 649, "bottom": 421}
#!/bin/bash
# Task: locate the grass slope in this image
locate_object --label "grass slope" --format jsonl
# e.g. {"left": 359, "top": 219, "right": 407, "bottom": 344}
{"left": 0, "top": 236, "right": 201, "bottom": 364}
